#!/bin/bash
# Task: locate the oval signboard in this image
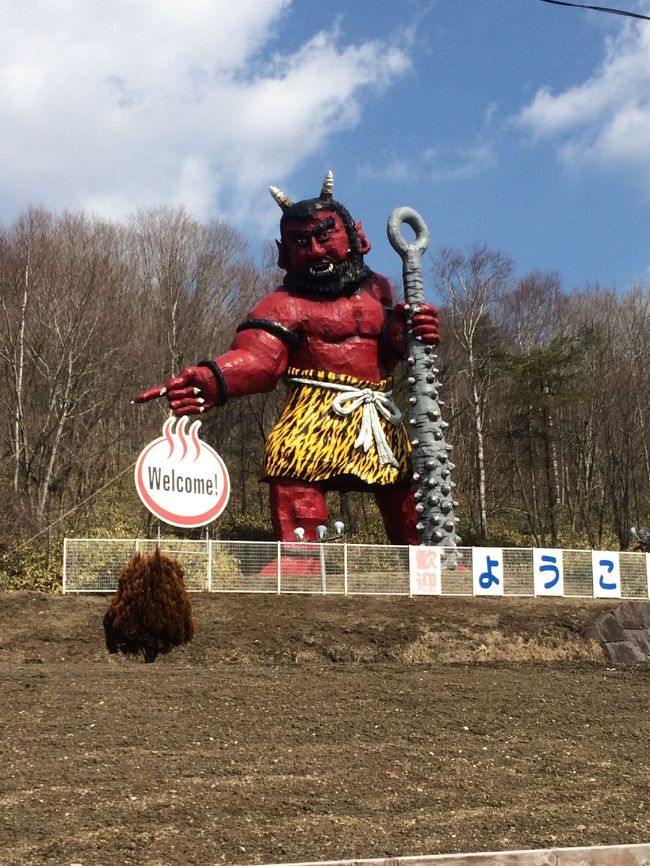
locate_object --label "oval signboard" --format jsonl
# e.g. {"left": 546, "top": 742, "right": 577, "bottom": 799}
{"left": 134, "top": 417, "right": 230, "bottom": 528}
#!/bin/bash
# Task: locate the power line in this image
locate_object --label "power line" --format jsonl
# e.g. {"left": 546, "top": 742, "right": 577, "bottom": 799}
{"left": 539, "top": 0, "right": 650, "bottom": 20}
{"left": 6, "top": 461, "right": 136, "bottom": 555}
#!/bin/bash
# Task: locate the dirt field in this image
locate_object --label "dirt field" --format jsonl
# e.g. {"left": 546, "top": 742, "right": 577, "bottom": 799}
{"left": 2, "top": 590, "right": 650, "bottom": 866}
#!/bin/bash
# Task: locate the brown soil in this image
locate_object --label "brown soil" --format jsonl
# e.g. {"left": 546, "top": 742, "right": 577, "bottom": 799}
{"left": 1, "top": 591, "right": 649, "bottom": 866}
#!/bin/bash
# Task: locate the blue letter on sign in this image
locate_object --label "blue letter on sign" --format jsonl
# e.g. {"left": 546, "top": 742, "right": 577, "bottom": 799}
{"left": 479, "top": 556, "right": 501, "bottom": 590}
{"left": 598, "top": 558, "right": 616, "bottom": 591}
{"left": 540, "top": 555, "right": 560, "bottom": 590}
{"left": 591, "top": 550, "right": 620, "bottom": 598}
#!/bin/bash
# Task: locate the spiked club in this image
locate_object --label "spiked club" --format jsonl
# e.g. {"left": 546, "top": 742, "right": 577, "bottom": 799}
{"left": 387, "top": 207, "right": 460, "bottom": 547}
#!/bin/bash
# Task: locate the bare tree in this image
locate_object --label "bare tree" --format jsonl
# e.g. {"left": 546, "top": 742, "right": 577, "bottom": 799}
{"left": 129, "top": 207, "right": 262, "bottom": 377}
{"left": 0, "top": 210, "right": 143, "bottom": 529}
{"left": 498, "top": 272, "right": 569, "bottom": 546}
{"left": 434, "top": 244, "right": 512, "bottom": 540}
{"left": 0, "top": 209, "right": 55, "bottom": 498}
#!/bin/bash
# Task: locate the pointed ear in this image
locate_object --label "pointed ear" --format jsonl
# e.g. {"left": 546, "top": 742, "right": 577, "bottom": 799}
{"left": 354, "top": 221, "right": 371, "bottom": 254}
{"left": 276, "top": 239, "right": 288, "bottom": 270}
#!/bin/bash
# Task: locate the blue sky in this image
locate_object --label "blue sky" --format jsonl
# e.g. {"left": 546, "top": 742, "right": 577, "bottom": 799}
{"left": 2, "top": 0, "right": 650, "bottom": 294}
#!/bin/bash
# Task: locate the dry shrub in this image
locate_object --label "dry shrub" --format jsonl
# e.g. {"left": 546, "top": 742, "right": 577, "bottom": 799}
{"left": 394, "top": 627, "right": 604, "bottom": 664}
{"left": 103, "top": 547, "right": 194, "bottom": 663}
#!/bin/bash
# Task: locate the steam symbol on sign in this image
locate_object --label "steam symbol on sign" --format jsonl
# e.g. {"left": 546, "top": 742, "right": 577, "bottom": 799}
{"left": 161, "top": 416, "right": 202, "bottom": 462}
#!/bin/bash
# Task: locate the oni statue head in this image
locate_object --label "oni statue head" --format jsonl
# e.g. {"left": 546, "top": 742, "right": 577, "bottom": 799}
{"left": 270, "top": 171, "right": 371, "bottom": 296}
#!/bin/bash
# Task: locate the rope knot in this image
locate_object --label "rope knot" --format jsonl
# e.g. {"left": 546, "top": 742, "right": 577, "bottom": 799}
{"left": 287, "top": 376, "right": 403, "bottom": 468}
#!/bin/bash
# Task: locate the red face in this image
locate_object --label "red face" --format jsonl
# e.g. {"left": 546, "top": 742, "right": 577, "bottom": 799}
{"left": 280, "top": 210, "right": 352, "bottom": 277}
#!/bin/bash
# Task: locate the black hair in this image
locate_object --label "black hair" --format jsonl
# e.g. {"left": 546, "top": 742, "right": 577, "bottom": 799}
{"left": 280, "top": 197, "right": 364, "bottom": 252}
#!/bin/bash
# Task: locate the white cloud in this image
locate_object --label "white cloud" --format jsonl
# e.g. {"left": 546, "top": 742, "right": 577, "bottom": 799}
{"left": 357, "top": 142, "right": 496, "bottom": 187}
{"left": 423, "top": 143, "right": 496, "bottom": 183}
{"left": 357, "top": 159, "right": 412, "bottom": 183}
{"left": 517, "top": 10, "right": 650, "bottom": 181}
{"left": 0, "top": 1, "right": 410, "bottom": 227}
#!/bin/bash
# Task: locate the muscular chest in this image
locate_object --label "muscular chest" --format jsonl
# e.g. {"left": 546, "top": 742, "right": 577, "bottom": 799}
{"left": 301, "top": 290, "right": 386, "bottom": 342}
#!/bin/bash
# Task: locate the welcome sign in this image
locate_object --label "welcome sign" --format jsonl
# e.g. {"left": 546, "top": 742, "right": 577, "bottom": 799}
{"left": 134, "top": 416, "right": 230, "bottom": 528}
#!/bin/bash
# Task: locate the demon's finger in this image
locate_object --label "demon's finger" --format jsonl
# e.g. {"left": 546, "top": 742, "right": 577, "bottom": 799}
{"left": 165, "top": 385, "right": 202, "bottom": 401}
{"left": 168, "top": 398, "right": 206, "bottom": 416}
{"left": 132, "top": 385, "right": 167, "bottom": 404}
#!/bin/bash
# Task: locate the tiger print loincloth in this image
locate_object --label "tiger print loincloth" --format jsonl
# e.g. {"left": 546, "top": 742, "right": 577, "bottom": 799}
{"left": 262, "top": 367, "right": 411, "bottom": 487}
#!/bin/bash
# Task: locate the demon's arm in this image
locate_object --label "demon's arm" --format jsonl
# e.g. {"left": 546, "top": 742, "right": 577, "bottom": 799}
{"left": 133, "top": 294, "right": 297, "bottom": 416}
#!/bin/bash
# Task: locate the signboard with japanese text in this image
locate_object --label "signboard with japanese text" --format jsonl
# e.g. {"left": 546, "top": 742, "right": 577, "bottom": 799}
{"left": 134, "top": 417, "right": 230, "bottom": 529}
{"left": 409, "top": 546, "right": 442, "bottom": 595}
{"left": 472, "top": 547, "right": 504, "bottom": 596}
{"left": 592, "top": 550, "right": 621, "bottom": 599}
{"left": 533, "top": 548, "right": 564, "bottom": 597}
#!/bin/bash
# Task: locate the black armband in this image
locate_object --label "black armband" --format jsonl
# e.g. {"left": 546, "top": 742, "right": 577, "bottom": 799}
{"left": 197, "top": 359, "right": 228, "bottom": 406}
{"left": 236, "top": 318, "right": 301, "bottom": 351}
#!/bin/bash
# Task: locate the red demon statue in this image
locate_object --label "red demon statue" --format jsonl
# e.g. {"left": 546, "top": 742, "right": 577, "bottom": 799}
{"left": 134, "top": 172, "right": 439, "bottom": 544}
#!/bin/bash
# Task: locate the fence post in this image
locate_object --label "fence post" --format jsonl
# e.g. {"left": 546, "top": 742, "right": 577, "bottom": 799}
{"left": 62, "top": 538, "right": 68, "bottom": 594}
{"left": 207, "top": 538, "right": 212, "bottom": 592}
{"left": 277, "top": 541, "right": 282, "bottom": 594}
{"left": 319, "top": 542, "right": 327, "bottom": 594}
{"left": 343, "top": 543, "right": 348, "bottom": 595}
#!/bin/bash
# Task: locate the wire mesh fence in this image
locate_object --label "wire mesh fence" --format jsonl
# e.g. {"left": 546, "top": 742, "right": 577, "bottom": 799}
{"left": 62, "top": 538, "right": 650, "bottom": 599}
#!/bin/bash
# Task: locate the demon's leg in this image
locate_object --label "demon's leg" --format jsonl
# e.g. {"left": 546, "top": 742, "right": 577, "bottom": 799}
{"left": 269, "top": 479, "right": 329, "bottom": 542}
{"left": 373, "top": 483, "right": 419, "bottom": 545}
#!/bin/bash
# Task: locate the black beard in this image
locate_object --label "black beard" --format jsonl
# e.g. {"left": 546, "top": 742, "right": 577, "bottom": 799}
{"left": 283, "top": 255, "right": 370, "bottom": 298}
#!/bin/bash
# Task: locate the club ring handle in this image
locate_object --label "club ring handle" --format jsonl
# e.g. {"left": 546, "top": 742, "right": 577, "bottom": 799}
{"left": 387, "top": 206, "right": 430, "bottom": 258}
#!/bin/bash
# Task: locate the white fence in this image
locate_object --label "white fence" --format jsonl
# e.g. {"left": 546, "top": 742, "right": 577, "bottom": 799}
{"left": 62, "top": 537, "right": 650, "bottom": 598}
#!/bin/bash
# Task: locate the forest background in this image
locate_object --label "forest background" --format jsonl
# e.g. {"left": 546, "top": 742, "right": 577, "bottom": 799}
{"left": 1, "top": 205, "right": 648, "bottom": 590}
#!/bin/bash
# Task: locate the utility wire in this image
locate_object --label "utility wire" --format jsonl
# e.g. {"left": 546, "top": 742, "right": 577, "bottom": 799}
{"left": 540, "top": 0, "right": 650, "bottom": 20}
{"left": 6, "top": 461, "right": 136, "bottom": 554}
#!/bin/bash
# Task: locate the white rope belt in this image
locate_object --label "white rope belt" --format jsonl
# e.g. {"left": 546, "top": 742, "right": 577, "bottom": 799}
{"left": 288, "top": 375, "right": 403, "bottom": 467}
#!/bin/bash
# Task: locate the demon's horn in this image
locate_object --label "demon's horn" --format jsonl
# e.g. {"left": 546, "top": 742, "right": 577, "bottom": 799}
{"left": 320, "top": 170, "right": 334, "bottom": 201}
{"left": 269, "top": 185, "right": 293, "bottom": 212}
